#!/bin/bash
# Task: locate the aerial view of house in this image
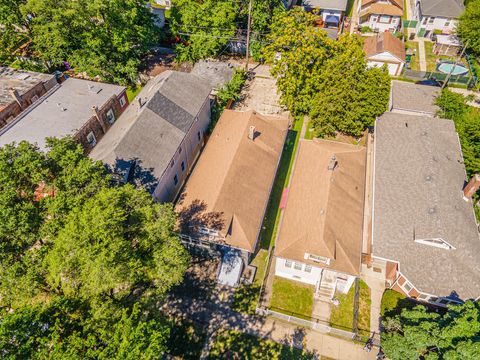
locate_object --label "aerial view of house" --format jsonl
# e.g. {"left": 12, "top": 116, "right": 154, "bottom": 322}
{"left": 176, "top": 109, "right": 289, "bottom": 285}
{"left": 0, "top": 75, "right": 127, "bottom": 151}
{"left": 414, "top": 0, "right": 464, "bottom": 38}
{"left": 0, "top": 67, "right": 57, "bottom": 128}
{"left": 274, "top": 139, "right": 366, "bottom": 299}
{"left": 389, "top": 81, "right": 440, "bottom": 116}
{"left": 369, "top": 112, "right": 480, "bottom": 305}
{"left": 364, "top": 31, "right": 406, "bottom": 76}
{"left": 357, "top": 0, "right": 403, "bottom": 32}
{"left": 90, "top": 70, "right": 211, "bottom": 202}
{"left": 302, "top": 0, "right": 348, "bottom": 29}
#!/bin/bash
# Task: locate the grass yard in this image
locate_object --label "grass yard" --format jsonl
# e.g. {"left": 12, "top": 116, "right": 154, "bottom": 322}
{"left": 346, "top": 0, "right": 355, "bottom": 17}
{"left": 209, "top": 330, "right": 315, "bottom": 359}
{"left": 424, "top": 41, "right": 468, "bottom": 73}
{"left": 405, "top": 41, "right": 420, "bottom": 71}
{"left": 126, "top": 85, "right": 142, "bottom": 102}
{"left": 258, "top": 116, "right": 303, "bottom": 250}
{"left": 380, "top": 289, "right": 414, "bottom": 318}
{"left": 232, "top": 249, "right": 268, "bottom": 314}
{"left": 269, "top": 276, "right": 314, "bottom": 320}
{"left": 330, "top": 280, "right": 371, "bottom": 336}
{"left": 304, "top": 119, "right": 314, "bottom": 140}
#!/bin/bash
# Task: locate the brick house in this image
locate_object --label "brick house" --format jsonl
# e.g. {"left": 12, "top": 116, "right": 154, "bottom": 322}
{"left": 0, "top": 67, "right": 58, "bottom": 128}
{"left": 0, "top": 77, "right": 128, "bottom": 152}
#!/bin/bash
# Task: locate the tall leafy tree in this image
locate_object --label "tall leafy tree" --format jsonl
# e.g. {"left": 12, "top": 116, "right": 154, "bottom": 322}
{"left": 0, "top": 0, "right": 29, "bottom": 63}
{"left": 310, "top": 35, "right": 391, "bottom": 136}
{"left": 263, "top": 9, "right": 335, "bottom": 114}
{"left": 382, "top": 301, "right": 480, "bottom": 360}
{"left": 457, "top": 0, "right": 480, "bottom": 56}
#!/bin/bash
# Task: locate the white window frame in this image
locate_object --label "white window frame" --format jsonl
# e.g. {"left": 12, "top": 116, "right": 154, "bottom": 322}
{"left": 428, "top": 17, "right": 435, "bottom": 24}
{"left": 305, "top": 253, "right": 330, "bottom": 265}
{"left": 285, "top": 260, "right": 292, "bottom": 268}
{"left": 106, "top": 108, "right": 115, "bottom": 124}
{"left": 86, "top": 132, "right": 96, "bottom": 147}
{"left": 305, "top": 265, "right": 312, "bottom": 273}
{"left": 294, "top": 262, "right": 302, "bottom": 271}
{"left": 119, "top": 95, "right": 126, "bottom": 107}
{"left": 414, "top": 238, "right": 455, "bottom": 250}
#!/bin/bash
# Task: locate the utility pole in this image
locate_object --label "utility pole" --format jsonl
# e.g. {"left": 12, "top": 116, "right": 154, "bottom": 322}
{"left": 442, "top": 40, "right": 469, "bottom": 89}
{"left": 245, "top": 0, "right": 253, "bottom": 72}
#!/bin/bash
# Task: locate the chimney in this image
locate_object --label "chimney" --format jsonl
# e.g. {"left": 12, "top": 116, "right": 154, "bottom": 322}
{"left": 92, "top": 105, "right": 107, "bottom": 134}
{"left": 248, "top": 125, "right": 255, "bottom": 141}
{"left": 328, "top": 155, "right": 338, "bottom": 171}
{"left": 463, "top": 174, "right": 480, "bottom": 201}
{"left": 9, "top": 89, "right": 24, "bottom": 108}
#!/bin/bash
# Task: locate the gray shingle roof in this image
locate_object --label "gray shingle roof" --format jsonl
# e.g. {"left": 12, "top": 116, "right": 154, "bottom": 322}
{"left": 373, "top": 112, "right": 480, "bottom": 300}
{"left": 419, "top": 0, "right": 464, "bottom": 18}
{"left": 390, "top": 81, "right": 440, "bottom": 115}
{"left": 303, "top": 0, "right": 348, "bottom": 11}
{"left": 89, "top": 71, "right": 211, "bottom": 191}
{"left": 191, "top": 60, "right": 236, "bottom": 90}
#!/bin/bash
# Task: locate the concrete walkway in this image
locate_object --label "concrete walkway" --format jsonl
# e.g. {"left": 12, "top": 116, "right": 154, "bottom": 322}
{"left": 417, "top": 39, "right": 427, "bottom": 72}
{"left": 361, "top": 264, "right": 385, "bottom": 336}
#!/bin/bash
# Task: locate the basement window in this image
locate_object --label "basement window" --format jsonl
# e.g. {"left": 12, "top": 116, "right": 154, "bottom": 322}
{"left": 86, "top": 132, "right": 96, "bottom": 147}
{"left": 106, "top": 109, "right": 115, "bottom": 124}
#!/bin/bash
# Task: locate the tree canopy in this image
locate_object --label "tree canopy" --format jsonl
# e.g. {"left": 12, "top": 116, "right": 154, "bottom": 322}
{"left": 457, "top": 0, "right": 480, "bottom": 56}
{"left": 381, "top": 301, "right": 480, "bottom": 360}
{"left": 0, "top": 138, "right": 188, "bottom": 358}
{"left": 1, "top": 0, "right": 160, "bottom": 83}
{"left": 264, "top": 9, "right": 390, "bottom": 136}
{"left": 170, "top": 0, "right": 285, "bottom": 63}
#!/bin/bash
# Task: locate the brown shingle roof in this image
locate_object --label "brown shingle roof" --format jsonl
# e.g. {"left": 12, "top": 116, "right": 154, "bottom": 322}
{"left": 362, "top": 0, "right": 403, "bottom": 10}
{"left": 274, "top": 139, "right": 366, "bottom": 276}
{"left": 364, "top": 31, "right": 406, "bottom": 62}
{"left": 176, "top": 110, "right": 289, "bottom": 252}
{"left": 359, "top": 3, "right": 403, "bottom": 17}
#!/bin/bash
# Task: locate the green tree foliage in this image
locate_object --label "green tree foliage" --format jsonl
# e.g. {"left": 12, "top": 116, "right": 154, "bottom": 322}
{"left": 1, "top": 0, "right": 159, "bottom": 83}
{"left": 0, "top": 298, "right": 170, "bottom": 359}
{"left": 457, "top": 0, "right": 480, "bottom": 56}
{"left": 264, "top": 10, "right": 390, "bottom": 136}
{"left": 381, "top": 301, "right": 480, "bottom": 360}
{"left": 263, "top": 9, "right": 335, "bottom": 114}
{"left": 310, "top": 36, "right": 391, "bottom": 136}
{"left": 0, "top": 138, "right": 189, "bottom": 357}
{"left": 170, "top": 0, "right": 284, "bottom": 63}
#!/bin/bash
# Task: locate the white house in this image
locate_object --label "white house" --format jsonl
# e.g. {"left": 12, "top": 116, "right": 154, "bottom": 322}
{"left": 364, "top": 31, "right": 406, "bottom": 76}
{"left": 302, "top": 0, "right": 349, "bottom": 29}
{"left": 414, "top": 0, "right": 464, "bottom": 38}
{"left": 274, "top": 139, "right": 366, "bottom": 299}
{"left": 357, "top": 0, "right": 403, "bottom": 32}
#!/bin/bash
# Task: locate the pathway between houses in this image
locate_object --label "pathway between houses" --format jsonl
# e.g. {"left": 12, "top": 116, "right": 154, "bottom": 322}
{"left": 417, "top": 39, "right": 427, "bottom": 72}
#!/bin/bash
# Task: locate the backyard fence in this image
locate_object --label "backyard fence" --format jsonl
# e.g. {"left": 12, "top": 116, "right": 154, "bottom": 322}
{"left": 403, "top": 69, "right": 477, "bottom": 88}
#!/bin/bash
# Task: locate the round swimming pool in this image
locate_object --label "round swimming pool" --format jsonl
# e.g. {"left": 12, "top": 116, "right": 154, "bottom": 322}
{"left": 437, "top": 62, "right": 469, "bottom": 76}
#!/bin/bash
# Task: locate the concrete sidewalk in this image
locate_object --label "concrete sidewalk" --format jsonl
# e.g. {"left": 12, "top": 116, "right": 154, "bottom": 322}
{"left": 417, "top": 39, "right": 427, "bottom": 72}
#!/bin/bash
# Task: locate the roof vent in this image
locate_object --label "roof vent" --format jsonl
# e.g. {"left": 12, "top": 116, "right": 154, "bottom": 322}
{"left": 328, "top": 155, "right": 337, "bottom": 170}
{"left": 425, "top": 175, "right": 432, "bottom": 181}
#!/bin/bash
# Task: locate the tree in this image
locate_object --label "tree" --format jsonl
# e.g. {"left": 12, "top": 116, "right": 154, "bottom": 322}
{"left": 457, "top": 0, "right": 480, "bottom": 56}
{"left": 309, "top": 36, "right": 391, "bottom": 136}
{"left": 0, "top": 0, "right": 30, "bottom": 64}
{"left": 381, "top": 301, "right": 480, "bottom": 360}
{"left": 263, "top": 9, "right": 335, "bottom": 114}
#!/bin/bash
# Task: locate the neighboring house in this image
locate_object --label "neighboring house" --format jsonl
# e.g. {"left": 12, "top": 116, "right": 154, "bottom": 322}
{"left": 357, "top": 0, "right": 403, "bottom": 32}
{"left": 414, "top": 0, "right": 464, "bottom": 38}
{"left": 364, "top": 31, "right": 406, "bottom": 76}
{"left": 389, "top": 81, "right": 440, "bottom": 116}
{"left": 0, "top": 67, "right": 57, "bottom": 128}
{"left": 191, "top": 60, "right": 236, "bottom": 94}
{"left": 274, "top": 139, "right": 366, "bottom": 299}
{"left": 369, "top": 112, "right": 480, "bottom": 306}
{"left": 176, "top": 110, "right": 289, "bottom": 284}
{"left": 302, "top": 0, "right": 349, "bottom": 29}
{"left": 90, "top": 70, "right": 211, "bottom": 203}
{"left": 0, "top": 77, "right": 128, "bottom": 151}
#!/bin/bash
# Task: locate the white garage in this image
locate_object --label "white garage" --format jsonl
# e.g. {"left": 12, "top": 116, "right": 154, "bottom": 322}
{"left": 364, "top": 31, "right": 406, "bottom": 77}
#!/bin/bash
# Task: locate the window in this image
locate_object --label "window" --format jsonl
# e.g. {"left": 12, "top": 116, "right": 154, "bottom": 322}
{"left": 445, "top": 20, "right": 451, "bottom": 27}
{"left": 170, "top": 159, "right": 175, "bottom": 168}
{"left": 422, "top": 17, "right": 427, "bottom": 25}
{"left": 106, "top": 109, "right": 115, "bottom": 124}
{"left": 415, "top": 238, "right": 455, "bottom": 250}
{"left": 119, "top": 95, "right": 126, "bottom": 107}
{"left": 181, "top": 161, "right": 185, "bottom": 172}
{"left": 294, "top": 262, "right": 302, "bottom": 271}
{"left": 305, "top": 265, "right": 312, "bottom": 273}
{"left": 403, "top": 281, "right": 413, "bottom": 292}
{"left": 439, "top": 299, "right": 450, "bottom": 305}
{"left": 378, "top": 15, "right": 391, "bottom": 24}
{"left": 418, "top": 294, "right": 429, "bottom": 300}
{"left": 307, "top": 253, "right": 330, "bottom": 265}
{"left": 178, "top": 147, "right": 182, "bottom": 154}
{"left": 428, "top": 17, "right": 435, "bottom": 24}
{"left": 285, "top": 260, "right": 292, "bottom": 268}
{"left": 197, "top": 131, "right": 201, "bottom": 142}
{"left": 174, "top": 174, "right": 178, "bottom": 186}
{"left": 429, "top": 297, "right": 438, "bottom": 303}
{"left": 86, "top": 132, "right": 96, "bottom": 147}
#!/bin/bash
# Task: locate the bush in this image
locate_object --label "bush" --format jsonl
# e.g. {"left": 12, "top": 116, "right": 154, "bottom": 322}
{"left": 360, "top": 26, "right": 373, "bottom": 33}
{"left": 380, "top": 290, "right": 414, "bottom": 318}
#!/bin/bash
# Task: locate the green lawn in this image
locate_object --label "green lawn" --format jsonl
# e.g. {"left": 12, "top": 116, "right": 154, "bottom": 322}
{"left": 380, "top": 289, "right": 414, "bottom": 318}
{"left": 269, "top": 276, "right": 314, "bottom": 320}
{"left": 330, "top": 280, "right": 371, "bottom": 336}
{"left": 346, "top": 0, "right": 355, "bottom": 17}
{"left": 405, "top": 41, "right": 420, "bottom": 71}
{"left": 258, "top": 116, "right": 303, "bottom": 250}
{"left": 209, "top": 330, "right": 314, "bottom": 359}
{"left": 232, "top": 249, "right": 268, "bottom": 314}
{"left": 126, "top": 85, "right": 142, "bottom": 103}
{"left": 304, "top": 119, "right": 314, "bottom": 140}
{"left": 423, "top": 41, "right": 468, "bottom": 73}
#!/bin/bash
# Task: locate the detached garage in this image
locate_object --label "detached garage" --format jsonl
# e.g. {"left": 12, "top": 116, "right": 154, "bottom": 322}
{"left": 364, "top": 31, "right": 406, "bottom": 76}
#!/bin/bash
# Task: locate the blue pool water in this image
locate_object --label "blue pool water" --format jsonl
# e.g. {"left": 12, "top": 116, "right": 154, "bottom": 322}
{"left": 437, "top": 62, "right": 469, "bottom": 76}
